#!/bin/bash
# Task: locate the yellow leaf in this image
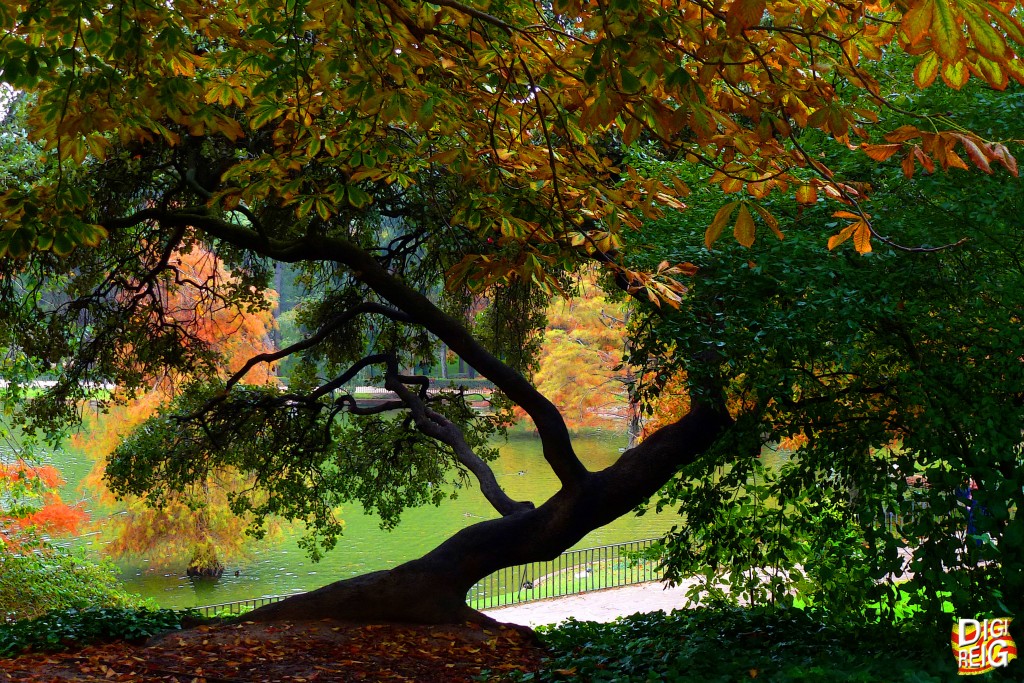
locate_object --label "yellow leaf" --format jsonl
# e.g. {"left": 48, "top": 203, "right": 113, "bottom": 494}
{"left": 914, "top": 52, "right": 941, "bottom": 88}
{"left": 733, "top": 203, "right": 755, "bottom": 248}
{"left": 962, "top": 6, "right": 1008, "bottom": 62}
{"left": 941, "top": 60, "right": 969, "bottom": 89}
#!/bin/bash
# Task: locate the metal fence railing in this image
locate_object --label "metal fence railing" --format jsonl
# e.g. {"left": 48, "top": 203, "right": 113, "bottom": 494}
{"left": 190, "top": 537, "right": 665, "bottom": 617}
{"left": 467, "top": 537, "right": 663, "bottom": 610}
{"left": 881, "top": 499, "right": 930, "bottom": 534}
{"left": 191, "top": 594, "right": 298, "bottom": 619}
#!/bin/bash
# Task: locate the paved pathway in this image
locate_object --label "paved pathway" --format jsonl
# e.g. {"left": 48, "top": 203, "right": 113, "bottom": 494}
{"left": 482, "top": 547, "right": 919, "bottom": 628}
{"left": 482, "top": 579, "right": 697, "bottom": 627}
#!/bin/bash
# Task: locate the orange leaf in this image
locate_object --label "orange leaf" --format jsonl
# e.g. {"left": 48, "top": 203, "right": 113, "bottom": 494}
{"left": 902, "top": 152, "right": 916, "bottom": 178}
{"left": 954, "top": 134, "right": 993, "bottom": 173}
{"left": 861, "top": 143, "right": 902, "bottom": 162}
{"left": 828, "top": 223, "right": 857, "bottom": 250}
{"left": 795, "top": 184, "right": 817, "bottom": 205}
{"left": 706, "top": 201, "right": 739, "bottom": 249}
{"left": 912, "top": 146, "right": 935, "bottom": 173}
{"left": 902, "top": 0, "right": 934, "bottom": 45}
{"left": 750, "top": 203, "right": 783, "bottom": 240}
{"left": 990, "top": 143, "right": 1019, "bottom": 176}
{"left": 721, "top": 176, "right": 744, "bottom": 194}
{"left": 944, "top": 149, "right": 969, "bottom": 170}
{"left": 853, "top": 222, "right": 872, "bottom": 253}
{"left": 725, "top": 0, "right": 766, "bottom": 35}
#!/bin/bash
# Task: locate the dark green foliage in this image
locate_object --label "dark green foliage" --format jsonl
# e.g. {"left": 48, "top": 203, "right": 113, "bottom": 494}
{"left": 504, "top": 606, "right": 1020, "bottom": 682}
{"left": 624, "top": 78, "right": 1024, "bottom": 626}
{"left": 0, "top": 607, "right": 186, "bottom": 657}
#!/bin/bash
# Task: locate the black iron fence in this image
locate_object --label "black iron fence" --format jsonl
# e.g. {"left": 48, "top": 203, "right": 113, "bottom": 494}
{"left": 190, "top": 537, "right": 665, "bottom": 618}
{"left": 467, "top": 537, "right": 663, "bottom": 610}
{"left": 190, "top": 595, "right": 297, "bottom": 619}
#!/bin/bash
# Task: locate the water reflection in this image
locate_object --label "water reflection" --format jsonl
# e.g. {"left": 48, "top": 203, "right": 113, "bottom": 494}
{"left": 93, "top": 431, "right": 680, "bottom": 609}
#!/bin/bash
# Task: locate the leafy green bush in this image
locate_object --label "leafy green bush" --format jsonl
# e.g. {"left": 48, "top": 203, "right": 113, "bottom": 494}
{"left": 0, "top": 607, "right": 187, "bottom": 656}
{"left": 0, "top": 541, "right": 146, "bottom": 623}
{"left": 500, "top": 606, "right": 1022, "bottom": 682}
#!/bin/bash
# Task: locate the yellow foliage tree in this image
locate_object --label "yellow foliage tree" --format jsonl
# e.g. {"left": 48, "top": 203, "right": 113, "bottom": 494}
{"left": 529, "top": 280, "right": 632, "bottom": 432}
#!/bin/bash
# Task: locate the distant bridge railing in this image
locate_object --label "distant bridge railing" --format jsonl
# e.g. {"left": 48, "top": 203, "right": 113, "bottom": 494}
{"left": 189, "top": 537, "right": 665, "bottom": 618}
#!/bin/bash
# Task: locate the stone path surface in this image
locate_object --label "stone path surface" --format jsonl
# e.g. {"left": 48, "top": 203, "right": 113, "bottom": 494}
{"left": 482, "top": 580, "right": 696, "bottom": 627}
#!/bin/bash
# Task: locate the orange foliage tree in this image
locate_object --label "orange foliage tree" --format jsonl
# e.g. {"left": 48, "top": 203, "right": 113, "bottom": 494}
{"left": 0, "top": 458, "right": 86, "bottom": 549}
{"left": 77, "top": 247, "right": 278, "bottom": 577}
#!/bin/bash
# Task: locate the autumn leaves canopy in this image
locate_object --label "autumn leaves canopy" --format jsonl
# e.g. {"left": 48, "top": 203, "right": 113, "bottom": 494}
{"left": 0, "top": 0, "right": 1020, "bottom": 306}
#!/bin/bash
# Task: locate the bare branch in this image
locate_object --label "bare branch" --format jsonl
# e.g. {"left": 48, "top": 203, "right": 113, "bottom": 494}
{"left": 224, "top": 302, "right": 412, "bottom": 392}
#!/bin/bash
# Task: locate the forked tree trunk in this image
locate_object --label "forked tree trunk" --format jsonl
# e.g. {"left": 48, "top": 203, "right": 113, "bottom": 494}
{"left": 247, "top": 405, "right": 731, "bottom": 624}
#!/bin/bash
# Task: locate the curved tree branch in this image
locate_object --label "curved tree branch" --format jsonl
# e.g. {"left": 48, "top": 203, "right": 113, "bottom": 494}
{"left": 383, "top": 358, "right": 534, "bottom": 517}
{"left": 224, "top": 302, "right": 412, "bottom": 392}
{"left": 102, "top": 209, "right": 589, "bottom": 489}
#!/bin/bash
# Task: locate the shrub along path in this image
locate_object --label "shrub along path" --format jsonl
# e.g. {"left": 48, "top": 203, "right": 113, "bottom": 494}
{"left": 0, "top": 619, "right": 544, "bottom": 682}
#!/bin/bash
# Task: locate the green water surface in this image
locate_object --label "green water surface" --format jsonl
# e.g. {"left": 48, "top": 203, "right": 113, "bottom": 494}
{"left": 59, "top": 430, "right": 682, "bottom": 610}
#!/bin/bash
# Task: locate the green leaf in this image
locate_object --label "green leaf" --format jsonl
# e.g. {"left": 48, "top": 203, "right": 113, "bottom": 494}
{"left": 930, "top": 0, "right": 965, "bottom": 63}
{"left": 346, "top": 186, "right": 372, "bottom": 208}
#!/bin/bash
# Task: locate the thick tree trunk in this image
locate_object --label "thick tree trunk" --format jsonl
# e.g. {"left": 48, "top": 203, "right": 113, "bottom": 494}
{"left": 247, "top": 404, "right": 731, "bottom": 624}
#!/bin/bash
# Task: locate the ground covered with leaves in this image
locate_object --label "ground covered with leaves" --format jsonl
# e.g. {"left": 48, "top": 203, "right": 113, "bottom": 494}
{"left": 3, "top": 604, "right": 1022, "bottom": 682}
{"left": 0, "top": 619, "right": 544, "bottom": 682}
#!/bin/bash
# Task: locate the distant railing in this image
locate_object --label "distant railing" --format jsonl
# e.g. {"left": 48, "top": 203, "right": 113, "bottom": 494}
{"left": 882, "top": 499, "right": 931, "bottom": 534}
{"left": 190, "top": 537, "right": 665, "bottom": 618}
{"left": 468, "top": 537, "right": 662, "bottom": 610}
{"left": 190, "top": 594, "right": 298, "bottom": 619}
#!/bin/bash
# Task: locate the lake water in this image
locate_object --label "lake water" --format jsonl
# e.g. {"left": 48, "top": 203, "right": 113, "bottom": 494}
{"left": 58, "top": 430, "right": 681, "bottom": 610}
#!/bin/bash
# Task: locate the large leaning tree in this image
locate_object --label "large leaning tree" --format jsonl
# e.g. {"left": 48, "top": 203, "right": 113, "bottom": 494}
{"left": 1, "top": 0, "right": 1022, "bottom": 624}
